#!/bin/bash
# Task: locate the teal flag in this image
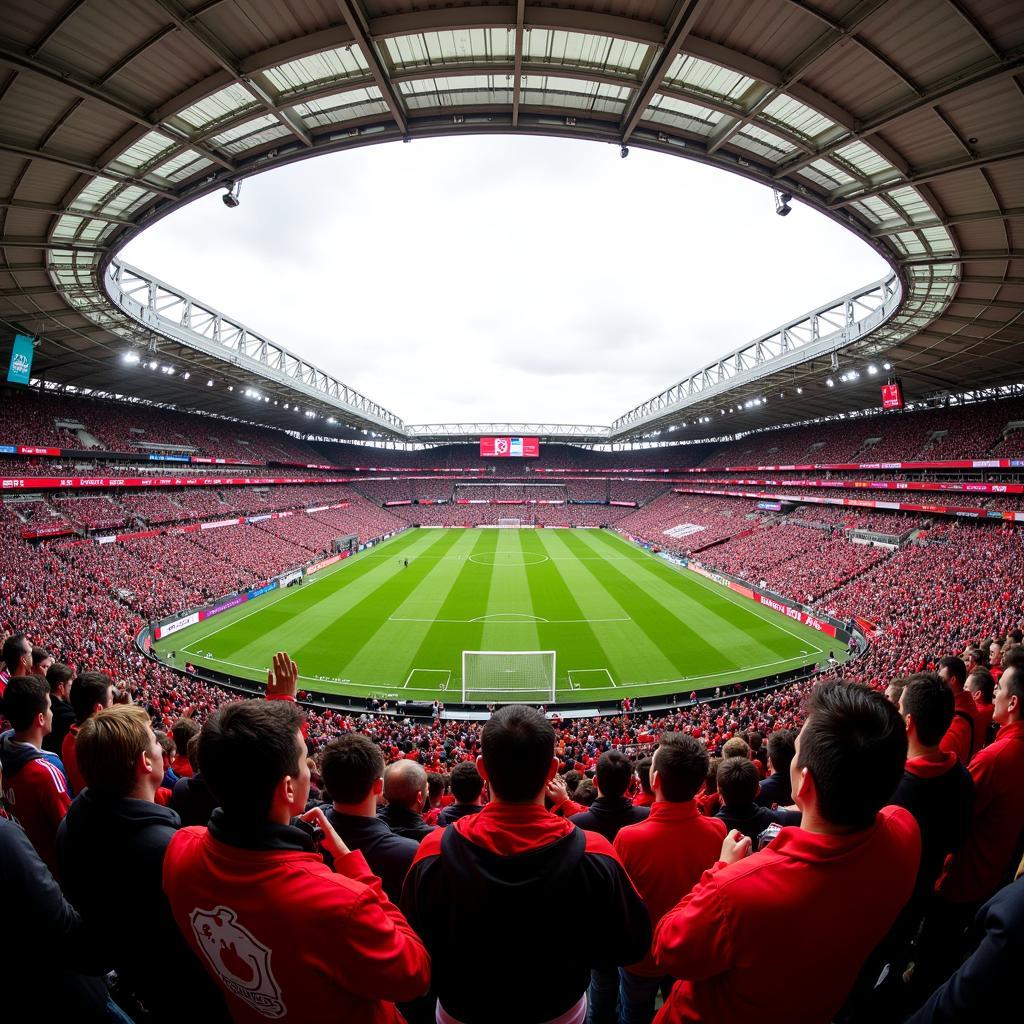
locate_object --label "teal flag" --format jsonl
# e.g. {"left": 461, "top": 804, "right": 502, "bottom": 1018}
{"left": 6, "top": 334, "right": 34, "bottom": 384}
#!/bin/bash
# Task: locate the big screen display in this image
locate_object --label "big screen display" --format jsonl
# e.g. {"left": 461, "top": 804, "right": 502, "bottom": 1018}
{"left": 479, "top": 437, "right": 540, "bottom": 458}
{"left": 881, "top": 382, "right": 905, "bottom": 411}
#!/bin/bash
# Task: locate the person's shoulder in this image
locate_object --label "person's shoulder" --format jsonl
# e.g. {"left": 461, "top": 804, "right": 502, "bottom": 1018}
{"left": 878, "top": 805, "right": 920, "bottom": 845}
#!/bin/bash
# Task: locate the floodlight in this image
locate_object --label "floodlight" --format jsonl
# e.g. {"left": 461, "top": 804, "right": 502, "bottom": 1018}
{"left": 222, "top": 180, "right": 241, "bottom": 208}
{"left": 773, "top": 190, "right": 793, "bottom": 217}
{"left": 620, "top": 145, "right": 629, "bottom": 159}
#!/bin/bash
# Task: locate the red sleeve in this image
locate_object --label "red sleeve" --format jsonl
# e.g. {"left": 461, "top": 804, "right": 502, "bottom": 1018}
{"left": 654, "top": 868, "right": 735, "bottom": 982}
{"left": 308, "top": 852, "right": 431, "bottom": 1002}
{"left": 939, "top": 715, "right": 972, "bottom": 762}
{"left": 552, "top": 797, "right": 586, "bottom": 818}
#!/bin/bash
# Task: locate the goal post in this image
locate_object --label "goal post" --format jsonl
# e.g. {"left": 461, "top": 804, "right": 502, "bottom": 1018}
{"left": 461, "top": 650, "right": 556, "bottom": 704}
{"left": 497, "top": 517, "right": 521, "bottom": 528}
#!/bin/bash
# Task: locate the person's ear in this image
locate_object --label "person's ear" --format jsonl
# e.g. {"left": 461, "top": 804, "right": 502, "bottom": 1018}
{"left": 475, "top": 755, "right": 490, "bottom": 785}
{"left": 138, "top": 747, "right": 155, "bottom": 778}
{"left": 546, "top": 757, "right": 559, "bottom": 784}
{"left": 372, "top": 776, "right": 384, "bottom": 797}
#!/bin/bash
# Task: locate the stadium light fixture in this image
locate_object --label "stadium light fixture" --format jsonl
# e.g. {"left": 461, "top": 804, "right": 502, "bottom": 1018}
{"left": 867, "top": 364, "right": 878, "bottom": 375}
{"left": 773, "top": 190, "right": 793, "bottom": 217}
{"left": 883, "top": 362, "right": 892, "bottom": 370}
{"left": 620, "top": 145, "right": 629, "bottom": 158}
{"left": 206, "top": 379, "right": 213, "bottom": 387}
{"left": 122, "top": 351, "right": 139, "bottom": 364}
{"left": 826, "top": 378, "right": 835, "bottom": 387}
{"left": 148, "top": 360, "right": 157, "bottom": 370}
{"left": 797, "top": 387, "right": 803, "bottom": 394}
{"left": 182, "top": 372, "right": 190, "bottom": 380}
{"left": 222, "top": 180, "right": 241, "bottom": 208}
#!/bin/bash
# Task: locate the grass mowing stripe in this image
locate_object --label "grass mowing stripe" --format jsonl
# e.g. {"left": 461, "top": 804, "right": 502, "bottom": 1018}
{"left": 479, "top": 530, "right": 541, "bottom": 655}
{"left": 534, "top": 529, "right": 679, "bottom": 689}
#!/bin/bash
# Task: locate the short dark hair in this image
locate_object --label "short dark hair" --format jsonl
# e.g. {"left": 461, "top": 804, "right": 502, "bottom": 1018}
{"left": 574, "top": 779, "right": 597, "bottom": 806}
{"left": 766, "top": 729, "right": 796, "bottom": 775}
{"left": 938, "top": 656, "right": 967, "bottom": 688}
{"left": 480, "top": 705, "right": 554, "bottom": 802}
{"left": 426, "top": 772, "right": 446, "bottom": 800}
{"left": 45, "top": 662, "right": 74, "bottom": 693}
{"left": 901, "top": 672, "right": 954, "bottom": 747}
{"left": 320, "top": 734, "right": 384, "bottom": 804}
{"left": 69, "top": 672, "right": 113, "bottom": 724}
{"left": 1, "top": 633, "right": 30, "bottom": 673}
{"left": 653, "top": 733, "right": 708, "bottom": 802}
{"left": 198, "top": 699, "right": 306, "bottom": 821}
{"left": 1002, "top": 664, "right": 1024, "bottom": 704}
{"left": 595, "top": 750, "right": 633, "bottom": 799}
{"left": 636, "top": 756, "right": 654, "bottom": 796}
{"left": 966, "top": 669, "right": 994, "bottom": 704}
{"left": 449, "top": 761, "right": 484, "bottom": 803}
{"left": 171, "top": 716, "right": 200, "bottom": 754}
{"left": 717, "top": 756, "right": 759, "bottom": 807}
{"left": 1, "top": 675, "right": 49, "bottom": 731}
{"left": 31, "top": 646, "right": 52, "bottom": 668}
{"left": 796, "top": 681, "right": 907, "bottom": 829}
{"left": 1001, "top": 646, "right": 1024, "bottom": 673}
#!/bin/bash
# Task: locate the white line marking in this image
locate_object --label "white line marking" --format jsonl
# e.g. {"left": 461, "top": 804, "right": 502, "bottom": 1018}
{"left": 387, "top": 615, "right": 631, "bottom": 625}
{"left": 569, "top": 668, "right": 616, "bottom": 689}
{"left": 404, "top": 668, "right": 451, "bottom": 689}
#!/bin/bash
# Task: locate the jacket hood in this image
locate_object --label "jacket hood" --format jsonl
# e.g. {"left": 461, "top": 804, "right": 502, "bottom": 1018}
{"left": 63, "top": 787, "right": 181, "bottom": 834}
{"left": 455, "top": 801, "right": 573, "bottom": 855}
{"left": 905, "top": 751, "right": 959, "bottom": 779}
{"left": 0, "top": 731, "right": 49, "bottom": 779}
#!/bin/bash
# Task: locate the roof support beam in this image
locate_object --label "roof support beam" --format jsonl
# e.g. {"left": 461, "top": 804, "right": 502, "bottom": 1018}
{"left": 0, "top": 198, "right": 135, "bottom": 226}
{"left": 901, "top": 250, "right": 1024, "bottom": 265}
{"left": 871, "top": 206, "right": 1024, "bottom": 237}
{"left": 335, "top": 0, "right": 408, "bottom": 135}
{"left": 511, "top": 0, "right": 526, "bottom": 128}
{"left": 620, "top": 0, "right": 705, "bottom": 145}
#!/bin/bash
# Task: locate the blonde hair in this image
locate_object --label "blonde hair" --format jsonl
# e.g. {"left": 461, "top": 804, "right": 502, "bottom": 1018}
{"left": 76, "top": 704, "right": 153, "bottom": 797}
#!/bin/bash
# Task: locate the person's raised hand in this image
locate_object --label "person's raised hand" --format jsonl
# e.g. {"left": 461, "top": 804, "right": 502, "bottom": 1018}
{"left": 720, "top": 829, "right": 752, "bottom": 864}
{"left": 266, "top": 651, "right": 298, "bottom": 699}
{"left": 300, "top": 806, "right": 350, "bottom": 861}
{"left": 545, "top": 773, "right": 569, "bottom": 806}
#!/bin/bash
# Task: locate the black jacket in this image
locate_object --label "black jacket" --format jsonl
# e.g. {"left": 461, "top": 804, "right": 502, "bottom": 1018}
{"left": 0, "top": 814, "right": 110, "bottom": 1023}
{"left": 325, "top": 807, "right": 419, "bottom": 902}
{"left": 56, "top": 790, "right": 229, "bottom": 1023}
{"left": 715, "top": 801, "right": 801, "bottom": 841}
{"left": 568, "top": 795, "right": 650, "bottom": 842}
{"left": 755, "top": 771, "right": 792, "bottom": 808}
{"left": 379, "top": 803, "right": 437, "bottom": 843}
{"left": 437, "top": 802, "right": 482, "bottom": 826}
{"left": 41, "top": 695, "right": 75, "bottom": 756}
{"left": 170, "top": 771, "right": 219, "bottom": 827}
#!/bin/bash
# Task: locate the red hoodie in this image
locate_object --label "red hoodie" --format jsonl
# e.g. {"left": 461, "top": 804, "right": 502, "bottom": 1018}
{"left": 653, "top": 806, "right": 920, "bottom": 1024}
{"left": 162, "top": 823, "right": 430, "bottom": 1024}
{"left": 940, "top": 688, "right": 984, "bottom": 764}
{"left": 939, "top": 719, "right": 1024, "bottom": 904}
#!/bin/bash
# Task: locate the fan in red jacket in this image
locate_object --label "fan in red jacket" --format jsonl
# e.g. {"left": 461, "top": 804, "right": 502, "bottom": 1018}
{"left": 162, "top": 654, "right": 430, "bottom": 1024}
{"left": 614, "top": 733, "right": 726, "bottom": 1024}
{"left": 653, "top": 682, "right": 921, "bottom": 1024}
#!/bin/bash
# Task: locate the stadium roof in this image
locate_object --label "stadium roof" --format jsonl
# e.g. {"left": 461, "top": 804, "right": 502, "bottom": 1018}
{"left": 1, "top": 0, "right": 1022, "bottom": 443}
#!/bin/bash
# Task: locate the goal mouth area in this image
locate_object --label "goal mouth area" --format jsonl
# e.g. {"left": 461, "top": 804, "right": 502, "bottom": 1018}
{"left": 461, "top": 649, "right": 556, "bottom": 704}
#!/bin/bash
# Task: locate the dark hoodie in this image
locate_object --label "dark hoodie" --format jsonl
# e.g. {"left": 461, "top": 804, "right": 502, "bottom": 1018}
{"left": 402, "top": 802, "right": 651, "bottom": 1023}
{"left": 569, "top": 794, "right": 650, "bottom": 842}
{"left": 57, "top": 789, "right": 229, "bottom": 1023}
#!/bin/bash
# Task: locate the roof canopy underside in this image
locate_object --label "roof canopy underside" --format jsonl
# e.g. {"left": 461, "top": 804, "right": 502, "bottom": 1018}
{"left": 0, "top": 0, "right": 1021, "bottom": 443}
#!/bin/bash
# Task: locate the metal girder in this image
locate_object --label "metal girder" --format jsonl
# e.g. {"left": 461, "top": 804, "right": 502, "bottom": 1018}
{"left": 148, "top": 0, "right": 313, "bottom": 148}
{"left": 103, "top": 260, "right": 404, "bottom": 432}
{"left": 404, "top": 423, "right": 614, "bottom": 442}
{"left": 511, "top": 0, "right": 525, "bottom": 128}
{"left": 0, "top": 198, "right": 135, "bottom": 225}
{"left": 335, "top": 0, "right": 408, "bottom": 135}
{"left": 620, "top": 0, "right": 705, "bottom": 145}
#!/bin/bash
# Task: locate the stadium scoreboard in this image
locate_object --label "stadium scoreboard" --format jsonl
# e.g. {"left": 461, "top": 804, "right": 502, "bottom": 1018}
{"left": 480, "top": 436, "right": 540, "bottom": 458}
{"left": 881, "top": 381, "right": 905, "bottom": 411}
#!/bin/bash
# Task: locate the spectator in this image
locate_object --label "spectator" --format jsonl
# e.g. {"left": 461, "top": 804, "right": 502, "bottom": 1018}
{"left": 695, "top": 757, "right": 721, "bottom": 817}
{"left": 0, "top": 789, "right": 114, "bottom": 1022}
{"left": 569, "top": 750, "right": 650, "bottom": 842}
{"left": 965, "top": 668, "right": 995, "bottom": 742}
{"left": 422, "top": 771, "right": 446, "bottom": 825}
{"left": 402, "top": 705, "right": 651, "bottom": 1024}
{"left": 57, "top": 704, "right": 229, "bottom": 1022}
{"left": 632, "top": 756, "right": 655, "bottom": 808}
{"left": 31, "top": 646, "right": 54, "bottom": 677}
{"left": 720, "top": 736, "right": 750, "bottom": 760}
{"left": 170, "top": 733, "right": 218, "bottom": 826}
{"left": 437, "top": 761, "right": 485, "bottom": 825}
{"left": 62, "top": 671, "right": 115, "bottom": 796}
{"left": 906, "top": 875, "right": 1024, "bottom": 1024}
{"left": 756, "top": 728, "right": 796, "bottom": 807}
{"left": 0, "top": 632, "right": 32, "bottom": 696}
{"left": 937, "top": 656, "right": 984, "bottom": 763}
{"left": 42, "top": 662, "right": 75, "bottom": 756}
{"left": 170, "top": 716, "right": 200, "bottom": 778}
{"left": 653, "top": 682, "right": 920, "bottom": 1024}
{"left": 379, "top": 760, "right": 436, "bottom": 843}
{"left": 0, "top": 675, "right": 71, "bottom": 874}
{"left": 614, "top": 734, "right": 726, "bottom": 1024}
{"left": 319, "top": 733, "right": 418, "bottom": 903}
{"left": 885, "top": 677, "right": 907, "bottom": 706}
{"left": 162, "top": 691, "right": 430, "bottom": 1022}
{"left": 714, "top": 757, "right": 800, "bottom": 840}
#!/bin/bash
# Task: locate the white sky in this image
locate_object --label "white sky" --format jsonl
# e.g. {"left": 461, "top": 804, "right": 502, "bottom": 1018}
{"left": 121, "top": 135, "right": 888, "bottom": 426}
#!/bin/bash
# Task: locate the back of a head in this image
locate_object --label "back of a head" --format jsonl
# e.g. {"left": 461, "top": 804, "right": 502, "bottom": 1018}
{"left": 636, "top": 756, "right": 654, "bottom": 796}
{"left": 320, "top": 733, "right": 384, "bottom": 805}
{"left": 171, "top": 716, "right": 200, "bottom": 754}
{"left": 77, "top": 705, "right": 152, "bottom": 798}
{"left": 480, "top": 704, "right": 554, "bottom": 803}
{"left": 1, "top": 675, "right": 49, "bottom": 732}
{"left": 1, "top": 633, "right": 28, "bottom": 674}
{"left": 69, "top": 672, "right": 113, "bottom": 724}
{"left": 653, "top": 733, "right": 708, "bottom": 802}
{"left": 595, "top": 750, "right": 633, "bottom": 799}
{"left": 45, "top": 662, "right": 74, "bottom": 694}
{"left": 449, "top": 761, "right": 484, "bottom": 803}
{"left": 766, "top": 728, "right": 796, "bottom": 775}
{"left": 797, "top": 681, "right": 907, "bottom": 829}
{"left": 1001, "top": 645, "right": 1024, "bottom": 674}
{"left": 198, "top": 699, "right": 306, "bottom": 822}
{"left": 717, "top": 756, "right": 759, "bottom": 807}
{"left": 721, "top": 736, "right": 751, "bottom": 760}
{"left": 938, "top": 655, "right": 967, "bottom": 689}
{"left": 901, "top": 672, "right": 954, "bottom": 747}
{"left": 427, "top": 772, "right": 446, "bottom": 801}
{"left": 384, "top": 759, "right": 428, "bottom": 810}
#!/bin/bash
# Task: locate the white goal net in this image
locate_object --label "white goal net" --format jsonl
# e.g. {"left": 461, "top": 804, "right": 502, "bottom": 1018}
{"left": 462, "top": 650, "right": 556, "bottom": 704}
{"left": 497, "top": 517, "right": 521, "bottom": 528}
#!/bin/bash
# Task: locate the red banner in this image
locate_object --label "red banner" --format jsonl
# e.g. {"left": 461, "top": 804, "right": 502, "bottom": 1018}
{"left": 0, "top": 475, "right": 351, "bottom": 491}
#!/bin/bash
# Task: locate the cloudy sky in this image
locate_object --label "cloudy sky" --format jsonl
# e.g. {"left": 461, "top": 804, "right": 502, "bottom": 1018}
{"left": 122, "top": 136, "right": 888, "bottom": 426}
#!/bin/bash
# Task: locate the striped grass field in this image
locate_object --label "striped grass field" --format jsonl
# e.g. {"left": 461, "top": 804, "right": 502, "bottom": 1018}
{"left": 154, "top": 528, "right": 839, "bottom": 704}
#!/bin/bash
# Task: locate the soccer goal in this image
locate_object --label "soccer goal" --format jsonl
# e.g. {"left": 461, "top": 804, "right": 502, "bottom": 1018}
{"left": 497, "top": 517, "right": 521, "bottom": 528}
{"left": 462, "top": 650, "right": 556, "bottom": 704}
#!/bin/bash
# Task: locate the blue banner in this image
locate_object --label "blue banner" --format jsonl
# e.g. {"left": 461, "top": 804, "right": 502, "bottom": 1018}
{"left": 0, "top": 445, "right": 16, "bottom": 455}
{"left": 6, "top": 334, "right": 34, "bottom": 384}
{"left": 147, "top": 453, "right": 190, "bottom": 463}
{"left": 247, "top": 581, "right": 277, "bottom": 600}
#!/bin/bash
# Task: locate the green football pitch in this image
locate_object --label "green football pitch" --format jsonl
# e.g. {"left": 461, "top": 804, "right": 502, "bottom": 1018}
{"left": 153, "top": 528, "right": 841, "bottom": 705}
